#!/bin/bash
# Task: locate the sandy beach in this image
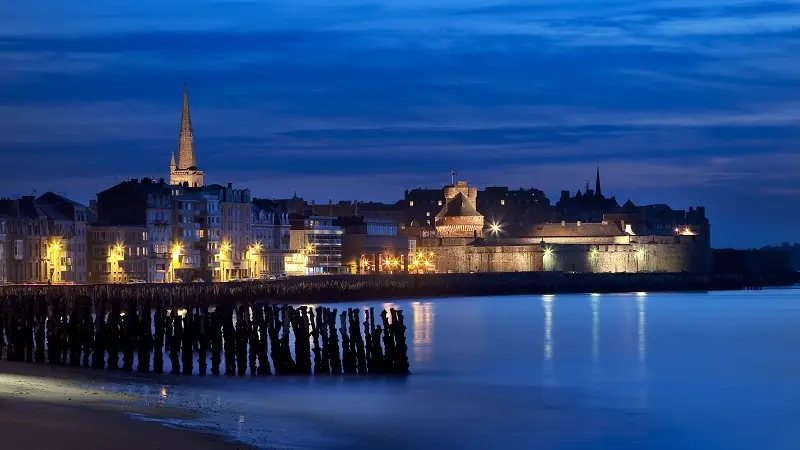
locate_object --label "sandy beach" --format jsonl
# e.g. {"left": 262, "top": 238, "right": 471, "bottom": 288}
{"left": 0, "top": 362, "right": 252, "bottom": 450}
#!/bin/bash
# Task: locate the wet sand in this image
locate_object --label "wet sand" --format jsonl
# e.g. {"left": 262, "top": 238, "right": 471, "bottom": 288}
{"left": 0, "top": 362, "right": 252, "bottom": 450}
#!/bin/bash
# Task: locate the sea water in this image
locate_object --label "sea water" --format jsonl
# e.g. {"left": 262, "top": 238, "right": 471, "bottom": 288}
{"left": 100, "top": 288, "right": 800, "bottom": 450}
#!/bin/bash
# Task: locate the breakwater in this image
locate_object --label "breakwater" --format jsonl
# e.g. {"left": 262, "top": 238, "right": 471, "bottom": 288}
{"left": 0, "top": 298, "right": 410, "bottom": 376}
{"left": 0, "top": 272, "right": 773, "bottom": 305}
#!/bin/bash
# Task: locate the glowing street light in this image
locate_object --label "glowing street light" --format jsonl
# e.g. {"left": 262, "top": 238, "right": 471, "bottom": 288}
{"left": 248, "top": 243, "right": 262, "bottom": 279}
{"left": 171, "top": 242, "right": 182, "bottom": 282}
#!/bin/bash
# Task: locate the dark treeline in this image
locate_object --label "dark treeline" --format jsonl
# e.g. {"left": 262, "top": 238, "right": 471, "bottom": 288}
{"left": 0, "top": 296, "right": 410, "bottom": 376}
{"left": 0, "top": 272, "right": 773, "bottom": 307}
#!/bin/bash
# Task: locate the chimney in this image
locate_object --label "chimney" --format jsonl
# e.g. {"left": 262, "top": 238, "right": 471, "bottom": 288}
{"left": 354, "top": 200, "right": 359, "bottom": 216}
{"left": 561, "top": 220, "right": 565, "bottom": 226}
{"left": 227, "top": 182, "right": 233, "bottom": 189}
{"left": 577, "top": 221, "right": 581, "bottom": 227}
{"left": 12, "top": 199, "right": 20, "bottom": 217}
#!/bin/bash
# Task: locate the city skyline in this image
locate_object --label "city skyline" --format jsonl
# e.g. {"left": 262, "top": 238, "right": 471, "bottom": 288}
{"left": 2, "top": 0, "right": 799, "bottom": 249}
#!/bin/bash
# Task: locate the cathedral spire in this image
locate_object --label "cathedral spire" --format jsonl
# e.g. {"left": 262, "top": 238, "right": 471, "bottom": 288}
{"left": 176, "top": 83, "right": 196, "bottom": 170}
{"left": 595, "top": 165, "right": 602, "bottom": 198}
{"left": 170, "top": 151, "right": 176, "bottom": 168}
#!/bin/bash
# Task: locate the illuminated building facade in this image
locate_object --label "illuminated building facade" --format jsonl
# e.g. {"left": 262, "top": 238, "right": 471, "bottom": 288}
{"left": 0, "top": 195, "right": 87, "bottom": 284}
{"left": 336, "top": 216, "right": 409, "bottom": 274}
{"left": 418, "top": 180, "right": 712, "bottom": 274}
{"left": 289, "top": 215, "right": 344, "bottom": 274}
{"left": 251, "top": 201, "right": 291, "bottom": 274}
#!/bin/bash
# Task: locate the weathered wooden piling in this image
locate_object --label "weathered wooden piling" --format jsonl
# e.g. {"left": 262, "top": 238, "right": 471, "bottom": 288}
{"left": 253, "top": 304, "right": 270, "bottom": 376}
{"left": 92, "top": 297, "right": 107, "bottom": 370}
{"left": 0, "top": 292, "right": 412, "bottom": 378}
{"left": 181, "top": 305, "right": 194, "bottom": 375}
{"left": 222, "top": 305, "right": 236, "bottom": 376}
{"left": 340, "top": 311, "right": 355, "bottom": 374}
{"left": 34, "top": 296, "right": 47, "bottom": 364}
{"left": 170, "top": 309, "right": 182, "bottom": 374}
{"left": 328, "top": 308, "right": 342, "bottom": 374}
{"left": 197, "top": 305, "right": 208, "bottom": 376}
{"left": 138, "top": 298, "right": 152, "bottom": 373}
{"left": 210, "top": 308, "right": 222, "bottom": 375}
{"left": 153, "top": 300, "right": 165, "bottom": 373}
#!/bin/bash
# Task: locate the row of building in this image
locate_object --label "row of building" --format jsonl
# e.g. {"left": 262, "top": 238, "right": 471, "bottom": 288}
{"left": 0, "top": 86, "right": 712, "bottom": 284}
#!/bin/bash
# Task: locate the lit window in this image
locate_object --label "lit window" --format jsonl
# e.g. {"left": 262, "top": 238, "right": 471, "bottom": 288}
{"left": 438, "top": 200, "right": 442, "bottom": 206}
{"left": 409, "top": 201, "right": 414, "bottom": 207}
{"left": 501, "top": 200, "right": 505, "bottom": 205}
{"left": 426, "top": 212, "right": 431, "bottom": 217}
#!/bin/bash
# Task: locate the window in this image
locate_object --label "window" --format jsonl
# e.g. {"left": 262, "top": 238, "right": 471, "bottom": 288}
{"left": 13, "top": 240, "right": 23, "bottom": 259}
{"left": 500, "top": 199, "right": 505, "bottom": 206}
{"left": 409, "top": 201, "right": 414, "bottom": 207}
{"left": 426, "top": 212, "right": 431, "bottom": 217}
{"left": 438, "top": 200, "right": 442, "bottom": 206}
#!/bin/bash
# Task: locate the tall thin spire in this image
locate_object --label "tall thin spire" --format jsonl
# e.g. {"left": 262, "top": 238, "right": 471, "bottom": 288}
{"left": 595, "top": 165, "right": 602, "bottom": 197}
{"left": 177, "top": 83, "right": 196, "bottom": 169}
{"left": 170, "top": 151, "right": 176, "bottom": 167}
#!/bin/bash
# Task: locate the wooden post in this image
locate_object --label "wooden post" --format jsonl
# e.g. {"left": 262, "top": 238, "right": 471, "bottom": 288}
{"left": 92, "top": 297, "right": 107, "bottom": 370}
{"left": 138, "top": 298, "right": 152, "bottom": 373}
{"left": 153, "top": 300, "right": 165, "bottom": 374}
{"left": 107, "top": 299, "right": 120, "bottom": 370}
{"left": 197, "top": 304, "right": 208, "bottom": 376}
{"left": 182, "top": 304, "right": 194, "bottom": 375}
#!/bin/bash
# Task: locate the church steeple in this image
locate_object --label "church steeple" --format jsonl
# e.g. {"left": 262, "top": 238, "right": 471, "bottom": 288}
{"left": 169, "top": 83, "right": 204, "bottom": 187}
{"left": 177, "top": 83, "right": 196, "bottom": 170}
{"left": 595, "top": 166, "right": 602, "bottom": 198}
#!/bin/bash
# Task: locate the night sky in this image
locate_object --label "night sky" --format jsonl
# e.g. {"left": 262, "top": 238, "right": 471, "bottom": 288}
{"left": 2, "top": 0, "right": 799, "bottom": 248}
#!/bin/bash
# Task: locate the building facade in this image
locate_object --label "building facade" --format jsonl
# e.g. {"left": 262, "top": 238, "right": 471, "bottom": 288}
{"left": 252, "top": 202, "right": 291, "bottom": 275}
{"left": 36, "top": 192, "right": 90, "bottom": 284}
{"left": 336, "top": 217, "right": 409, "bottom": 274}
{"left": 289, "top": 215, "right": 343, "bottom": 274}
{"left": 0, "top": 195, "right": 88, "bottom": 284}
{"left": 418, "top": 180, "right": 712, "bottom": 274}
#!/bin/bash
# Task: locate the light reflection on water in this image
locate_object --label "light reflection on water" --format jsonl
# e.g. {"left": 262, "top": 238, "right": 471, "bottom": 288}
{"left": 91, "top": 289, "right": 800, "bottom": 450}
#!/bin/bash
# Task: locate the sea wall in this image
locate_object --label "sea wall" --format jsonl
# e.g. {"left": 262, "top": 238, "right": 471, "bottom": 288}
{"left": 0, "top": 271, "right": 766, "bottom": 306}
{"left": 420, "top": 234, "right": 711, "bottom": 274}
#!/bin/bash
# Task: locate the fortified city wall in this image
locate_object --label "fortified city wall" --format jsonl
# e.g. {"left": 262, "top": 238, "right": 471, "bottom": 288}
{"left": 420, "top": 234, "right": 711, "bottom": 274}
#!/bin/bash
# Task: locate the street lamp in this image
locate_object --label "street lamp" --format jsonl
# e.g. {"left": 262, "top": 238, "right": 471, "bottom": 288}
{"left": 171, "top": 242, "right": 182, "bottom": 282}
{"left": 48, "top": 240, "right": 62, "bottom": 284}
{"left": 220, "top": 243, "right": 231, "bottom": 282}
{"left": 248, "top": 243, "right": 262, "bottom": 280}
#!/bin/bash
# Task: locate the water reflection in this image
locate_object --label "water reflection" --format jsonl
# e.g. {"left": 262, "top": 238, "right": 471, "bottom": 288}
{"left": 542, "top": 296, "right": 553, "bottom": 361}
{"left": 591, "top": 296, "right": 599, "bottom": 362}
{"left": 637, "top": 296, "right": 647, "bottom": 363}
{"left": 411, "top": 302, "right": 434, "bottom": 364}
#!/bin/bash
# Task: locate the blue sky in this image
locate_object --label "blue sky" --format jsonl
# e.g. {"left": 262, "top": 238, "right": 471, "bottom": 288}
{"left": 1, "top": 0, "right": 799, "bottom": 247}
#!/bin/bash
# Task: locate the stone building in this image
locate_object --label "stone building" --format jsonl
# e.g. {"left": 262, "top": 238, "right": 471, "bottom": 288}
{"left": 87, "top": 225, "right": 149, "bottom": 283}
{"left": 169, "top": 184, "right": 220, "bottom": 282}
{"left": 435, "top": 181, "right": 484, "bottom": 238}
{"left": 93, "top": 178, "right": 174, "bottom": 283}
{"left": 169, "top": 84, "right": 204, "bottom": 188}
{"left": 0, "top": 195, "right": 88, "bottom": 284}
{"left": 251, "top": 201, "right": 291, "bottom": 275}
{"left": 418, "top": 179, "right": 712, "bottom": 274}
{"left": 36, "top": 192, "right": 90, "bottom": 284}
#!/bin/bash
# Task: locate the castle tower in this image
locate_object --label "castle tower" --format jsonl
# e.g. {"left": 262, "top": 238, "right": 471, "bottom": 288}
{"left": 435, "top": 180, "right": 484, "bottom": 238}
{"left": 169, "top": 84, "right": 204, "bottom": 187}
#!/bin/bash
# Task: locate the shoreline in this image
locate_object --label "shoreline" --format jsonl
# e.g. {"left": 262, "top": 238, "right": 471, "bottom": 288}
{"left": 0, "top": 361, "right": 253, "bottom": 450}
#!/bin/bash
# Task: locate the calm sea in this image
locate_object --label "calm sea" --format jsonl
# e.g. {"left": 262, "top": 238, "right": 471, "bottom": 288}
{"left": 101, "top": 288, "right": 800, "bottom": 450}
